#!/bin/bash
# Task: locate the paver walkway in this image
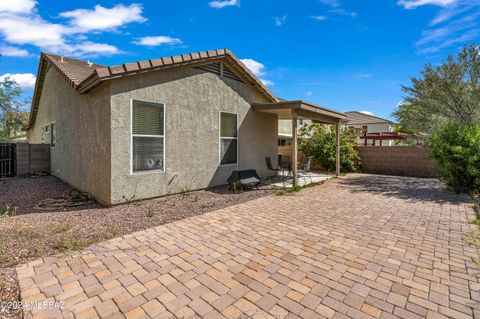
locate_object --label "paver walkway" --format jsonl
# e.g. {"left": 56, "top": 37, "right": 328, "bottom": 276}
{"left": 17, "top": 174, "right": 480, "bottom": 319}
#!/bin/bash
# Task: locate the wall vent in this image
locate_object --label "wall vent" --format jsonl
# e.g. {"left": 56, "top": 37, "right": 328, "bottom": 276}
{"left": 195, "top": 62, "right": 244, "bottom": 83}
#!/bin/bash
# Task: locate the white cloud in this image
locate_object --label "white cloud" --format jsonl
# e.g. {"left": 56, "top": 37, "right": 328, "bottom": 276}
{"left": 0, "top": 3, "right": 145, "bottom": 57}
{"left": 0, "top": 73, "right": 36, "bottom": 88}
{"left": 0, "top": 14, "right": 65, "bottom": 47}
{"left": 260, "top": 79, "right": 274, "bottom": 86}
{"left": 398, "top": 0, "right": 458, "bottom": 9}
{"left": 132, "top": 36, "right": 182, "bottom": 46}
{"left": 328, "top": 8, "right": 357, "bottom": 17}
{"left": 275, "top": 15, "right": 287, "bottom": 27}
{"left": 240, "top": 58, "right": 274, "bottom": 86}
{"left": 60, "top": 4, "right": 146, "bottom": 32}
{"left": 354, "top": 73, "right": 373, "bottom": 78}
{"left": 311, "top": 15, "right": 327, "bottom": 21}
{"left": 71, "top": 42, "right": 120, "bottom": 56}
{"left": 306, "top": 91, "right": 313, "bottom": 96}
{"left": 0, "top": 0, "right": 36, "bottom": 14}
{"left": 319, "top": 0, "right": 340, "bottom": 7}
{"left": 413, "top": 0, "right": 480, "bottom": 54}
{"left": 317, "top": 0, "right": 357, "bottom": 18}
{"left": 359, "top": 110, "right": 374, "bottom": 116}
{"left": 208, "top": 0, "right": 240, "bottom": 9}
{"left": 0, "top": 46, "right": 30, "bottom": 57}
{"left": 240, "top": 58, "right": 266, "bottom": 77}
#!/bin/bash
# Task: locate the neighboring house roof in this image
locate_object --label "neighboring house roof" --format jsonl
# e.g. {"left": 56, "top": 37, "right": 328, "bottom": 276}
{"left": 25, "top": 49, "right": 278, "bottom": 129}
{"left": 345, "top": 111, "right": 392, "bottom": 125}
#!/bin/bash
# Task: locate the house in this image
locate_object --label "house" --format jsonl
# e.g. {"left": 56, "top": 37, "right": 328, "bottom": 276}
{"left": 344, "top": 111, "right": 394, "bottom": 146}
{"left": 26, "top": 49, "right": 345, "bottom": 205}
{"left": 277, "top": 119, "right": 312, "bottom": 161}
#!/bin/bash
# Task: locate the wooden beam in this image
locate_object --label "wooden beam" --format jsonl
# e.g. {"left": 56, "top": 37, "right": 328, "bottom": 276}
{"left": 336, "top": 121, "right": 340, "bottom": 177}
{"left": 292, "top": 111, "right": 298, "bottom": 187}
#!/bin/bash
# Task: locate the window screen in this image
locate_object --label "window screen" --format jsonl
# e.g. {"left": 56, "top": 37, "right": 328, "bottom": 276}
{"left": 50, "top": 123, "right": 55, "bottom": 147}
{"left": 132, "top": 100, "right": 165, "bottom": 172}
{"left": 220, "top": 112, "right": 237, "bottom": 165}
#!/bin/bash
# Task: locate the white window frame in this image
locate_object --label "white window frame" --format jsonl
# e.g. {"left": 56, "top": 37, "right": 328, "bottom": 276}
{"left": 219, "top": 111, "right": 238, "bottom": 166}
{"left": 130, "top": 99, "right": 166, "bottom": 175}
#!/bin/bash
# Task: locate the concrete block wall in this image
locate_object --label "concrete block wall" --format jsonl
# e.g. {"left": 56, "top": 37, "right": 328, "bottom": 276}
{"left": 16, "top": 142, "right": 50, "bottom": 177}
{"left": 357, "top": 146, "right": 438, "bottom": 178}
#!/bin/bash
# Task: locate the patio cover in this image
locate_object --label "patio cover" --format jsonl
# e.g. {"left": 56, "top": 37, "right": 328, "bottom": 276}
{"left": 253, "top": 100, "right": 347, "bottom": 185}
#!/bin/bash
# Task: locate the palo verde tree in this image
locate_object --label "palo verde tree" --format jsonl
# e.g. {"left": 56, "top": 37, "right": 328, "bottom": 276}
{"left": 393, "top": 44, "right": 480, "bottom": 135}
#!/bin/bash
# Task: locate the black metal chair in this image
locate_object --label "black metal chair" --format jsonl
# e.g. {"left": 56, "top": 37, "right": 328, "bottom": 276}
{"left": 266, "top": 157, "right": 281, "bottom": 176}
{"left": 298, "top": 156, "right": 312, "bottom": 171}
{"left": 298, "top": 156, "right": 313, "bottom": 184}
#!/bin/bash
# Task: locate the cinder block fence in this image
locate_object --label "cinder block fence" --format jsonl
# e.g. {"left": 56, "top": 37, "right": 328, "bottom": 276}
{"left": 15, "top": 142, "right": 50, "bottom": 177}
{"left": 357, "top": 146, "right": 438, "bottom": 178}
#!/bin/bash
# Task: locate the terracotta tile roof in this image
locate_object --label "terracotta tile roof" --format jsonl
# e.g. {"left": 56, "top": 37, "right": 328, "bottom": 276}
{"left": 43, "top": 53, "right": 104, "bottom": 87}
{"left": 76, "top": 49, "right": 276, "bottom": 101}
{"left": 25, "top": 49, "right": 279, "bottom": 129}
{"left": 345, "top": 111, "right": 392, "bottom": 125}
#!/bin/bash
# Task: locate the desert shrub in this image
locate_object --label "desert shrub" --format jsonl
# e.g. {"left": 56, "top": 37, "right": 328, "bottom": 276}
{"left": 299, "top": 124, "right": 360, "bottom": 173}
{"left": 428, "top": 123, "right": 480, "bottom": 195}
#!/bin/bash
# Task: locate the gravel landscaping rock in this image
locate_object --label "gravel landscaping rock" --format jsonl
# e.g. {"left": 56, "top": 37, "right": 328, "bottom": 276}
{"left": 0, "top": 176, "right": 274, "bottom": 267}
{"left": 0, "top": 267, "right": 20, "bottom": 319}
{"left": 0, "top": 176, "right": 96, "bottom": 215}
{"left": 0, "top": 176, "right": 274, "bottom": 318}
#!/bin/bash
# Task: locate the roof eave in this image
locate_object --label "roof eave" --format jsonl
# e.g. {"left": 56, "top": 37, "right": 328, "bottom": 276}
{"left": 252, "top": 100, "right": 346, "bottom": 123}
{"left": 24, "top": 53, "right": 47, "bottom": 130}
{"left": 76, "top": 50, "right": 278, "bottom": 102}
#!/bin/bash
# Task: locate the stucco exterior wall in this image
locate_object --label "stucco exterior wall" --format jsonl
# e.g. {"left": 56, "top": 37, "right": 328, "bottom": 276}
{"left": 109, "top": 66, "right": 278, "bottom": 204}
{"left": 27, "top": 66, "right": 111, "bottom": 204}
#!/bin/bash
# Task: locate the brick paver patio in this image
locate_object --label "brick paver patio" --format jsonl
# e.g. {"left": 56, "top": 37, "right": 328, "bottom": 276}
{"left": 17, "top": 174, "right": 480, "bottom": 318}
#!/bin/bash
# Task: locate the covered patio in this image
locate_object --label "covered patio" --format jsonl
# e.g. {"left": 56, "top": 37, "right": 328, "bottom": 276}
{"left": 253, "top": 100, "right": 347, "bottom": 186}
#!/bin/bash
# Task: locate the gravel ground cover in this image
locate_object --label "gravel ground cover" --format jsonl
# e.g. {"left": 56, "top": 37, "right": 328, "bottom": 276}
{"left": 0, "top": 268, "right": 20, "bottom": 319}
{"left": 0, "top": 176, "right": 274, "bottom": 319}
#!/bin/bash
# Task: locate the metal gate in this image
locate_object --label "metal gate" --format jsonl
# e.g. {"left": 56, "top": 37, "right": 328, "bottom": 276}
{"left": 0, "top": 143, "right": 16, "bottom": 178}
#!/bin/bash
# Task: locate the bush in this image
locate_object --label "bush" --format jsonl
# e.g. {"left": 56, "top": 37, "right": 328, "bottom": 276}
{"left": 428, "top": 123, "right": 480, "bottom": 195}
{"left": 298, "top": 124, "right": 360, "bottom": 173}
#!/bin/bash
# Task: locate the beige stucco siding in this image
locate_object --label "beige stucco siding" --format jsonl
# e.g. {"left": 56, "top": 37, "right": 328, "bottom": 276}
{"left": 109, "top": 66, "right": 277, "bottom": 204}
{"left": 26, "top": 67, "right": 111, "bottom": 204}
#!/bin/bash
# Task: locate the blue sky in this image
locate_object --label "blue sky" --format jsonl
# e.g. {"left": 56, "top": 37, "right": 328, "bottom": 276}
{"left": 0, "top": 0, "right": 479, "bottom": 120}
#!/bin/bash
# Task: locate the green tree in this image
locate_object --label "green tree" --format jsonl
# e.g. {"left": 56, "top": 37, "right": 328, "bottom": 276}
{"left": 298, "top": 124, "right": 360, "bottom": 173}
{"left": 0, "top": 77, "right": 27, "bottom": 140}
{"left": 393, "top": 44, "right": 480, "bottom": 134}
{"left": 429, "top": 123, "right": 480, "bottom": 195}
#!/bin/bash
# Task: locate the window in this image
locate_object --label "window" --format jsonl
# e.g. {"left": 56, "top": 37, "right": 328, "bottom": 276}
{"left": 278, "top": 139, "right": 286, "bottom": 146}
{"left": 220, "top": 112, "right": 238, "bottom": 165}
{"left": 50, "top": 123, "right": 55, "bottom": 147}
{"left": 131, "top": 100, "right": 165, "bottom": 173}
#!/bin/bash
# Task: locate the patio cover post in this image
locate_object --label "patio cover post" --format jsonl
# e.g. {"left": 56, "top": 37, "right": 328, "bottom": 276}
{"left": 292, "top": 111, "right": 298, "bottom": 187}
{"left": 336, "top": 121, "right": 340, "bottom": 177}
